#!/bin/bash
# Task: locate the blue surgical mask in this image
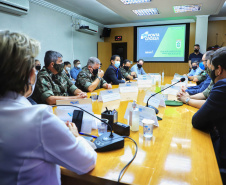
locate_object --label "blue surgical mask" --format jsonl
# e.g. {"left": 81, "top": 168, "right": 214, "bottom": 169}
{"left": 114, "top": 61, "right": 120, "bottom": 68}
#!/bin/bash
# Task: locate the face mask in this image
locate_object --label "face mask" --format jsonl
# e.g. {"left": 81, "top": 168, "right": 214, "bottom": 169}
{"left": 35, "top": 65, "right": 41, "bottom": 71}
{"left": 199, "top": 62, "right": 205, "bottom": 70}
{"left": 137, "top": 64, "right": 142, "bottom": 69}
{"left": 194, "top": 49, "right": 199, "bottom": 53}
{"left": 54, "top": 63, "right": 64, "bottom": 74}
{"left": 27, "top": 74, "right": 37, "bottom": 98}
{"left": 124, "top": 66, "right": 129, "bottom": 71}
{"left": 210, "top": 69, "right": 217, "bottom": 83}
{"left": 192, "top": 66, "right": 197, "bottom": 70}
{"left": 92, "top": 68, "right": 98, "bottom": 76}
{"left": 114, "top": 61, "right": 120, "bottom": 68}
{"left": 66, "top": 67, "right": 70, "bottom": 71}
{"left": 77, "top": 64, "right": 81, "bottom": 68}
{"left": 207, "top": 68, "right": 211, "bottom": 76}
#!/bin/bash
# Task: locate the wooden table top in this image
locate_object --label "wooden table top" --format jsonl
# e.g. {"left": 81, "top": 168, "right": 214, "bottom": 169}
{"left": 61, "top": 77, "right": 222, "bottom": 185}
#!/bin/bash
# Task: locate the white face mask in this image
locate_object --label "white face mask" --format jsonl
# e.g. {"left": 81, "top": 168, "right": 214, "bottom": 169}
{"left": 27, "top": 74, "right": 37, "bottom": 98}
{"left": 66, "top": 67, "right": 70, "bottom": 71}
{"left": 77, "top": 64, "right": 81, "bottom": 68}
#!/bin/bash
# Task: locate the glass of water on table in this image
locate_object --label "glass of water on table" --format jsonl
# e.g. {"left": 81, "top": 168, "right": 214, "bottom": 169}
{"left": 98, "top": 119, "right": 108, "bottom": 136}
{"left": 142, "top": 119, "right": 154, "bottom": 138}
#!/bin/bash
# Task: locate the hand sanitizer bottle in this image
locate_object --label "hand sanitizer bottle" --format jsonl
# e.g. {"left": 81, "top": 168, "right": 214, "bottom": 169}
{"left": 128, "top": 100, "right": 139, "bottom": 131}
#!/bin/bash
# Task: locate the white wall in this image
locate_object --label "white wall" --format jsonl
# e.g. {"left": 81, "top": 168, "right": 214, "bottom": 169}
{"left": 0, "top": 3, "right": 104, "bottom": 67}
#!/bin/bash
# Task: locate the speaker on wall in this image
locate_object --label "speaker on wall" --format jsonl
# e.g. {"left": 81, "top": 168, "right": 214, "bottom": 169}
{"left": 101, "top": 27, "right": 111, "bottom": 38}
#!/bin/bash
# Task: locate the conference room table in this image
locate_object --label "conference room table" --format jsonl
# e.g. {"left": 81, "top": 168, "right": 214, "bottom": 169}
{"left": 60, "top": 76, "right": 222, "bottom": 185}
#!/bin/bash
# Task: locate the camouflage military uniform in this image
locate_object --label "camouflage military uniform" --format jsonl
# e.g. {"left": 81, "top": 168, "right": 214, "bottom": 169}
{"left": 120, "top": 67, "right": 133, "bottom": 80}
{"left": 75, "top": 66, "right": 107, "bottom": 92}
{"left": 196, "top": 70, "right": 207, "bottom": 82}
{"left": 32, "top": 67, "right": 77, "bottom": 104}
{"left": 203, "top": 80, "right": 214, "bottom": 98}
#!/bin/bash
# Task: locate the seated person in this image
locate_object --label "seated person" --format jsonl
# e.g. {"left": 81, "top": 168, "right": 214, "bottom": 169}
{"left": 131, "top": 59, "right": 146, "bottom": 75}
{"left": 177, "top": 55, "right": 214, "bottom": 109}
{"left": 183, "top": 76, "right": 211, "bottom": 96}
{"left": 32, "top": 50, "right": 87, "bottom": 105}
{"left": 120, "top": 59, "right": 137, "bottom": 81}
{"left": 188, "top": 44, "right": 203, "bottom": 69}
{"left": 183, "top": 51, "right": 212, "bottom": 95}
{"left": 193, "top": 50, "right": 215, "bottom": 83}
{"left": 70, "top": 59, "right": 82, "bottom": 80}
{"left": 76, "top": 57, "right": 112, "bottom": 92}
{"left": 192, "top": 47, "right": 226, "bottom": 170}
{"left": 35, "top": 59, "right": 41, "bottom": 74}
{"left": 186, "top": 61, "right": 203, "bottom": 80}
{"left": 0, "top": 31, "right": 96, "bottom": 185}
{"left": 103, "top": 55, "right": 125, "bottom": 85}
{"left": 177, "top": 81, "right": 213, "bottom": 109}
{"left": 63, "top": 61, "right": 72, "bottom": 78}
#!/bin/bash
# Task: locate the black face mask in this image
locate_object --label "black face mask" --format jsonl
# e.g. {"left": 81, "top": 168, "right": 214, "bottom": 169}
{"left": 92, "top": 68, "right": 98, "bottom": 76}
{"left": 137, "top": 64, "right": 142, "bottom": 69}
{"left": 194, "top": 49, "right": 199, "bottom": 53}
{"left": 124, "top": 66, "right": 129, "bottom": 71}
{"left": 53, "top": 63, "right": 64, "bottom": 74}
{"left": 35, "top": 65, "right": 41, "bottom": 71}
{"left": 210, "top": 69, "right": 217, "bottom": 83}
{"left": 192, "top": 66, "right": 197, "bottom": 70}
{"left": 207, "top": 68, "right": 211, "bottom": 76}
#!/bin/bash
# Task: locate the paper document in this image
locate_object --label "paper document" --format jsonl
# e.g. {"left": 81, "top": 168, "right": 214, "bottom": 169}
{"left": 98, "top": 88, "right": 121, "bottom": 102}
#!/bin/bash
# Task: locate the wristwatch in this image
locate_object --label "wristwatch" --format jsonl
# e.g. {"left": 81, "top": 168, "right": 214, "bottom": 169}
{"left": 185, "top": 98, "right": 190, "bottom": 105}
{"left": 97, "top": 76, "right": 102, "bottom": 81}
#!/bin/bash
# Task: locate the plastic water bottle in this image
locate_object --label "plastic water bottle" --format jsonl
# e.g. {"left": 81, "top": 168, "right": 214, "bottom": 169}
{"left": 128, "top": 100, "right": 139, "bottom": 131}
{"left": 162, "top": 70, "right": 164, "bottom": 83}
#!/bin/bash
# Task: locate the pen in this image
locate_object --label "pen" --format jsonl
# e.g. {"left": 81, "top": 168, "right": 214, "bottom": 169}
{"left": 79, "top": 132, "right": 97, "bottom": 138}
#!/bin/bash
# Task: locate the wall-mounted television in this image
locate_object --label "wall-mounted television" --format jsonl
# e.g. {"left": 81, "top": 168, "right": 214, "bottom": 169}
{"left": 134, "top": 23, "right": 190, "bottom": 63}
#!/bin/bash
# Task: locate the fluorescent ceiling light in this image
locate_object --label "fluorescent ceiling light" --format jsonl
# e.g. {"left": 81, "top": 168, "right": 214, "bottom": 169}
{"left": 174, "top": 4, "right": 202, "bottom": 13}
{"left": 132, "top": 8, "right": 159, "bottom": 16}
{"left": 120, "top": 0, "right": 151, "bottom": 5}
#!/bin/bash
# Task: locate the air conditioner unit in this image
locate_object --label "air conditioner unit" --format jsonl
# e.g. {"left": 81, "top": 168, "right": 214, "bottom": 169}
{"left": 75, "top": 20, "right": 98, "bottom": 34}
{"left": 0, "top": 0, "right": 29, "bottom": 16}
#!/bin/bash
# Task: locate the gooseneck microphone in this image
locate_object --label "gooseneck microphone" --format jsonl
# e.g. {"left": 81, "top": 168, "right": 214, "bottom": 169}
{"left": 52, "top": 104, "right": 124, "bottom": 152}
{"left": 146, "top": 77, "right": 185, "bottom": 107}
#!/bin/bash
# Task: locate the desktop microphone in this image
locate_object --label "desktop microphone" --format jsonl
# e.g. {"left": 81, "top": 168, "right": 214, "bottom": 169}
{"left": 146, "top": 77, "right": 185, "bottom": 108}
{"left": 52, "top": 105, "right": 124, "bottom": 152}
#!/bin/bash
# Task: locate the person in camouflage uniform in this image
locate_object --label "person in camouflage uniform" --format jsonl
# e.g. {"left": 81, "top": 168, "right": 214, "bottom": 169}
{"left": 76, "top": 57, "right": 112, "bottom": 92}
{"left": 190, "top": 51, "right": 215, "bottom": 83}
{"left": 120, "top": 59, "right": 137, "bottom": 81}
{"left": 32, "top": 51, "right": 87, "bottom": 104}
{"left": 177, "top": 50, "right": 215, "bottom": 109}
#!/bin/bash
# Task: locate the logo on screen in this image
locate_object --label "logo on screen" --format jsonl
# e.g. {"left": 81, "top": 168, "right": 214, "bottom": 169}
{"left": 141, "top": 31, "right": 159, "bottom": 41}
{"left": 176, "top": 40, "right": 181, "bottom": 49}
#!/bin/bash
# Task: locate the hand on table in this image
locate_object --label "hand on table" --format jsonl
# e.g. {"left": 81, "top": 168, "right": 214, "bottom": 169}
{"left": 65, "top": 121, "right": 79, "bottom": 137}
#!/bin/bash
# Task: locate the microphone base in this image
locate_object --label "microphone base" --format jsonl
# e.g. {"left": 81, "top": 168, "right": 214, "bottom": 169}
{"left": 94, "top": 132, "right": 124, "bottom": 152}
{"left": 147, "top": 105, "right": 159, "bottom": 114}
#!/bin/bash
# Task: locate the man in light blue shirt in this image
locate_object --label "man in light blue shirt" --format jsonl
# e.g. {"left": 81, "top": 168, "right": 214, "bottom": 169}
{"left": 187, "top": 61, "right": 202, "bottom": 77}
{"left": 70, "top": 59, "right": 82, "bottom": 80}
{"left": 131, "top": 59, "right": 146, "bottom": 75}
